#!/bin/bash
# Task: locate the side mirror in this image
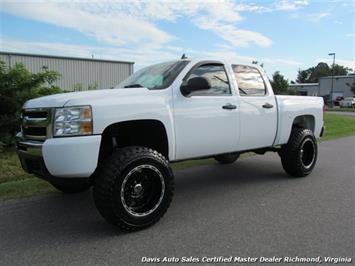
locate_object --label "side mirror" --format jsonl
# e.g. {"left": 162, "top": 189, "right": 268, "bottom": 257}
{"left": 181, "top": 77, "right": 210, "bottom": 96}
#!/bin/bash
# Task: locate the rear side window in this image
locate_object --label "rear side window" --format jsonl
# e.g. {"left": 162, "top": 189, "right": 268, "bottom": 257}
{"left": 232, "top": 65, "right": 266, "bottom": 96}
{"left": 185, "top": 64, "right": 231, "bottom": 96}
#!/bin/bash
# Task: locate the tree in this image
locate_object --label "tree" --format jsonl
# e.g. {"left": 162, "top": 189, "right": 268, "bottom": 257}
{"left": 296, "top": 62, "right": 352, "bottom": 83}
{"left": 271, "top": 71, "right": 289, "bottom": 95}
{"left": 0, "top": 61, "right": 62, "bottom": 148}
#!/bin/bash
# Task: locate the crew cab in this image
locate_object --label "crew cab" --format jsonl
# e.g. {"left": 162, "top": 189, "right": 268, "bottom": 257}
{"left": 16, "top": 58, "right": 324, "bottom": 231}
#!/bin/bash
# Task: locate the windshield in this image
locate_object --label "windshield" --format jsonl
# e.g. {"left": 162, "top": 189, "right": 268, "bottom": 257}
{"left": 117, "top": 60, "right": 189, "bottom": 90}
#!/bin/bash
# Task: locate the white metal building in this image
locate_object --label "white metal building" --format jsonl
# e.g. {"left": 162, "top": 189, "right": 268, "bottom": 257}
{"left": 288, "top": 83, "right": 319, "bottom": 96}
{"left": 289, "top": 75, "right": 355, "bottom": 98}
{"left": 0, "top": 52, "right": 134, "bottom": 91}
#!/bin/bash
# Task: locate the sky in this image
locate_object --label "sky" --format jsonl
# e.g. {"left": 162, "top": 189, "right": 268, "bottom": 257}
{"left": 0, "top": 0, "right": 354, "bottom": 81}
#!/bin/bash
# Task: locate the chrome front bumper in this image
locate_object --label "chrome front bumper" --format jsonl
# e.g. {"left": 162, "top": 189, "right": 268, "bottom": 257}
{"left": 16, "top": 133, "right": 43, "bottom": 157}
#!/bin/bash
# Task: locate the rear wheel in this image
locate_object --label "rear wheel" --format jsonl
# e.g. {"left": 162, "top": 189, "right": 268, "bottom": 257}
{"left": 93, "top": 146, "right": 174, "bottom": 231}
{"left": 50, "top": 178, "right": 91, "bottom": 193}
{"left": 280, "top": 128, "right": 317, "bottom": 177}
{"left": 214, "top": 153, "right": 240, "bottom": 164}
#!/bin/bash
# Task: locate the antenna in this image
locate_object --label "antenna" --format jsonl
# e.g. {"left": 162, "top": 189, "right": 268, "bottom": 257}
{"left": 181, "top": 54, "right": 187, "bottom": 59}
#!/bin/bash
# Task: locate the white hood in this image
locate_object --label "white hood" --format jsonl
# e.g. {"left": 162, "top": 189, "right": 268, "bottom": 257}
{"left": 23, "top": 88, "right": 148, "bottom": 109}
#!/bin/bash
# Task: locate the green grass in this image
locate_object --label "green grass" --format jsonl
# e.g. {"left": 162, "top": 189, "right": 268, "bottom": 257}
{"left": 326, "top": 107, "right": 355, "bottom": 112}
{"left": 0, "top": 113, "right": 354, "bottom": 200}
{"left": 0, "top": 150, "right": 33, "bottom": 184}
{"left": 322, "top": 113, "right": 355, "bottom": 141}
{"left": 0, "top": 178, "right": 55, "bottom": 200}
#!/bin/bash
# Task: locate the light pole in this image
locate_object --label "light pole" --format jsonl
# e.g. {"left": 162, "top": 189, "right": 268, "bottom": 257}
{"left": 328, "top": 53, "right": 335, "bottom": 107}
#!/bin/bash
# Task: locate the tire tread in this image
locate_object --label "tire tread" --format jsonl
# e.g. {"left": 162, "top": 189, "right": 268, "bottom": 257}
{"left": 93, "top": 146, "right": 174, "bottom": 231}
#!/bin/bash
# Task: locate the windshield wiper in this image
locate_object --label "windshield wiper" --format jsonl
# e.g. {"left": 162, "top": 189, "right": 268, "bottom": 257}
{"left": 123, "top": 84, "right": 144, "bottom": 88}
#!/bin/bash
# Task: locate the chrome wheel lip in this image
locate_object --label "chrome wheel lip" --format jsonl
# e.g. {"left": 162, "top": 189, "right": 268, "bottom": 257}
{"left": 300, "top": 138, "right": 316, "bottom": 169}
{"left": 121, "top": 164, "right": 165, "bottom": 217}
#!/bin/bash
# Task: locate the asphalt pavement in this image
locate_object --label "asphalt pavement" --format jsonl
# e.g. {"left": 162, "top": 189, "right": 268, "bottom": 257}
{"left": 0, "top": 136, "right": 354, "bottom": 266}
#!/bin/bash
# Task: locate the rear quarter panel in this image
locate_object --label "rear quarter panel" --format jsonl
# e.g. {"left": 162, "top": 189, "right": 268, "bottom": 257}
{"left": 274, "top": 95, "right": 324, "bottom": 145}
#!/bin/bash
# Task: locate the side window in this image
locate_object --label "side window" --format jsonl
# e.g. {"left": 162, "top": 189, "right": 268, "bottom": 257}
{"left": 185, "top": 64, "right": 231, "bottom": 96}
{"left": 232, "top": 65, "right": 266, "bottom": 96}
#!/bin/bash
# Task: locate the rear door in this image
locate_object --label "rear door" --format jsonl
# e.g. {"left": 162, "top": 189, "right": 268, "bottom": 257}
{"left": 232, "top": 65, "right": 277, "bottom": 150}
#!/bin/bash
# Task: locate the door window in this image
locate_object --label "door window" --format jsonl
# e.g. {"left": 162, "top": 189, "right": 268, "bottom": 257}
{"left": 185, "top": 64, "right": 231, "bottom": 96}
{"left": 232, "top": 65, "right": 266, "bottom": 96}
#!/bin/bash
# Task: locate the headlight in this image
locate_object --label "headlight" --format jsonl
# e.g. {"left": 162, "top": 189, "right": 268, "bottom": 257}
{"left": 54, "top": 106, "right": 93, "bottom": 137}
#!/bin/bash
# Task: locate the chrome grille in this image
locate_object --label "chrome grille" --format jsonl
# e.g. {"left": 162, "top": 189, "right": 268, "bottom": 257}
{"left": 21, "top": 108, "right": 52, "bottom": 142}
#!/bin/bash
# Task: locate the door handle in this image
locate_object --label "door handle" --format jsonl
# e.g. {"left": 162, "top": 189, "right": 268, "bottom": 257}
{"left": 222, "top": 103, "right": 237, "bottom": 110}
{"left": 262, "top": 103, "right": 274, "bottom": 109}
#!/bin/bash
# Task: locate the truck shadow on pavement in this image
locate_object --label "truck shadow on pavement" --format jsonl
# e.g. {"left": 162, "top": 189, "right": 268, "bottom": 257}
{"left": 0, "top": 155, "right": 290, "bottom": 249}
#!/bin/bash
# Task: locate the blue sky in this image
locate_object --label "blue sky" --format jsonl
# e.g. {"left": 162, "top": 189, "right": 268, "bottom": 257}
{"left": 0, "top": 0, "right": 354, "bottom": 81}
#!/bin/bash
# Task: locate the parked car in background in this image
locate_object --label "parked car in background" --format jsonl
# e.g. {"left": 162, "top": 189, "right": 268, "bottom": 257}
{"left": 334, "top": 96, "right": 344, "bottom": 106}
{"left": 339, "top": 97, "right": 355, "bottom": 108}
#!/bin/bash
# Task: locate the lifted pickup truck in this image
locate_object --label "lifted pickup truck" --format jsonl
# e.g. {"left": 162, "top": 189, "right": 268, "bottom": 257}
{"left": 16, "top": 58, "right": 324, "bottom": 231}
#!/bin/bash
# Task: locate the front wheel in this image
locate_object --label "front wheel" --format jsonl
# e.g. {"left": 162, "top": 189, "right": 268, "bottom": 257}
{"left": 280, "top": 128, "right": 317, "bottom": 177}
{"left": 93, "top": 146, "right": 174, "bottom": 231}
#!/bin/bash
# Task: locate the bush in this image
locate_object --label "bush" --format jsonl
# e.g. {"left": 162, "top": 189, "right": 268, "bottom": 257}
{"left": 0, "top": 61, "right": 63, "bottom": 148}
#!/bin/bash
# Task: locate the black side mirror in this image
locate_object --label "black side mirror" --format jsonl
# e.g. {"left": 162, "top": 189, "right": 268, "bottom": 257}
{"left": 181, "top": 77, "right": 210, "bottom": 96}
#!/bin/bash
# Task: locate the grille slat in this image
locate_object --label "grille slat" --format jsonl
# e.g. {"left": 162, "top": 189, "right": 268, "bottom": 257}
{"left": 21, "top": 109, "right": 51, "bottom": 142}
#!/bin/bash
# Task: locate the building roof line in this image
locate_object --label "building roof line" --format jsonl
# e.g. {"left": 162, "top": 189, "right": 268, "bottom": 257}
{"left": 0, "top": 51, "right": 134, "bottom": 65}
{"left": 289, "top": 83, "right": 319, "bottom": 86}
{"left": 319, "top": 75, "right": 355, "bottom": 79}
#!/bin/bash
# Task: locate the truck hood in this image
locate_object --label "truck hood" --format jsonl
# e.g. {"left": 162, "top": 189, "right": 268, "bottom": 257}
{"left": 23, "top": 88, "right": 148, "bottom": 109}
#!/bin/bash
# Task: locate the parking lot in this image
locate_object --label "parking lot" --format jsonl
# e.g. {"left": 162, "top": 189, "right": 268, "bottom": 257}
{"left": 0, "top": 136, "right": 354, "bottom": 266}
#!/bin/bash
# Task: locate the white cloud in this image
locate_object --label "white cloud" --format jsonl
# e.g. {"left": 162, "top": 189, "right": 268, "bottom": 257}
{"left": 204, "top": 48, "right": 302, "bottom": 66}
{"left": 0, "top": 1, "right": 173, "bottom": 46}
{"left": 0, "top": 38, "right": 181, "bottom": 68}
{"left": 276, "top": 0, "right": 309, "bottom": 11}
{"left": 195, "top": 17, "right": 272, "bottom": 47}
{"left": 308, "top": 12, "right": 330, "bottom": 22}
{"left": 0, "top": 0, "right": 272, "bottom": 49}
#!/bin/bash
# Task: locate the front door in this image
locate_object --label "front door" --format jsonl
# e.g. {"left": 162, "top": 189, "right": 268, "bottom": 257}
{"left": 173, "top": 62, "right": 239, "bottom": 160}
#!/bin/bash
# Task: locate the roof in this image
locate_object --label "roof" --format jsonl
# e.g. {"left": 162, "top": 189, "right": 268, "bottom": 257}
{"left": 319, "top": 75, "right": 355, "bottom": 80}
{"left": 289, "top": 83, "right": 319, "bottom": 86}
{"left": 0, "top": 51, "right": 134, "bottom": 65}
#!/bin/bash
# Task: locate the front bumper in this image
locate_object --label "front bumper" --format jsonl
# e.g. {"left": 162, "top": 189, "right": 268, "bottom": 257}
{"left": 16, "top": 133, "right": 101, "bottom": 178}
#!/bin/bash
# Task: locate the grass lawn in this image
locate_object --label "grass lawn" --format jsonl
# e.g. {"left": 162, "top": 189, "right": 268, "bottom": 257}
{"left": 1, "top": 113, "right": 354, "bottom": 200}
{"left": 321, "top": 113, "right": 355, "bottom": 141}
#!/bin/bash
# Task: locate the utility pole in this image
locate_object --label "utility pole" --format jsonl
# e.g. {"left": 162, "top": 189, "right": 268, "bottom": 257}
{"left": 328, "top": 53, "right": 335, "bottom": 107}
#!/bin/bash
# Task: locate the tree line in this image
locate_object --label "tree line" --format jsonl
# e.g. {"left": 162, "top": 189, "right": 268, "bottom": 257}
{"left": 270, "top": 62, "right": 353, "bottom": 95}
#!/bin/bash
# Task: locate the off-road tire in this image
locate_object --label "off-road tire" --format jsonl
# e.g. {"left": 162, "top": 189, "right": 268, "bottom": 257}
{"left": 93, "top": 146, "right": 174, "bottom": 231}
{"left": 50, "top": 178, "right": 91, "bottom": 193}
{"left": 280, "top": 128, "right": 317, "bottom": 177}
{"left": 214, "top": 153, "right": 240, "bottom": 164}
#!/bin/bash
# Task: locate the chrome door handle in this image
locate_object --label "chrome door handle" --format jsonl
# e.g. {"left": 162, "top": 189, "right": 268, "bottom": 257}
{"left": 262, "top": 103, "right": 274, "bottom": 109}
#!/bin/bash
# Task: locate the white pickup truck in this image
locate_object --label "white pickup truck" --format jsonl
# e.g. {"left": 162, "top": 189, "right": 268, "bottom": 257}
{"left": 16, "top": 58, "right": 324, "bottom": 231}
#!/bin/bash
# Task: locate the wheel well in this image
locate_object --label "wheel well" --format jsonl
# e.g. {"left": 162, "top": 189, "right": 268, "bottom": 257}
{"left": 99, "top": 120, "right": 169, "bottom": 160}
{"left": 292, "top": 115, "right": 315, "bottom": 132}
